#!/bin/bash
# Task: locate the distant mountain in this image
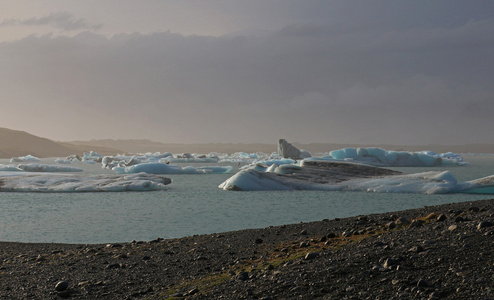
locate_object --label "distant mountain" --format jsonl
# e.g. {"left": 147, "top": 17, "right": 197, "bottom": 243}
{"left": 1, "top": 127, "right": 493, "bottom": 159}
{"left": 67, "top": 139, "right": 278, "bottom": 154}
{"left": 0, "top": 128, "right": 120, "bottom": 159}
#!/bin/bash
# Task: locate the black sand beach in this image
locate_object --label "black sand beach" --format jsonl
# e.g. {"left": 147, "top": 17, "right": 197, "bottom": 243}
{"left": 1, "top": 198, "right": 494, "bottom": 299}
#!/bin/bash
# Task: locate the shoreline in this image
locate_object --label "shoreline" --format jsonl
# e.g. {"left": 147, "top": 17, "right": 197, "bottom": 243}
{"left": 1, "top": 198, "right": 494, "bottom": 298}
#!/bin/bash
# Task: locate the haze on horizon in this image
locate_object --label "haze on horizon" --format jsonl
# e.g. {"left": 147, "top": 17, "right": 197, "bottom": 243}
{"left": 1, "top": 1, "right": 493, "bottom": 146}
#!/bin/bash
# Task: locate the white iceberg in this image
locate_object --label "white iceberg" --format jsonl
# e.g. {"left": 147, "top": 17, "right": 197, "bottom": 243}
{"left": 0, "top": 164, "right": 22, "bottom": 172}
{"left": 82, "top": 151, "right": 105, "bottom": 164}
{"left": 10, "top": 155, "right": 41, "bottom": 163}
{"left": 113, "top": 162, "right": 233, "bottom": 175}
{"left": 0, "top": 173, "right": 171, "bottom": 192}
{"left": 1, "top": 164, "right": 83, "bottom": 173}
{"left": 218, "top": 159, "right": 494, "bottom": 194}
{"left": 17, "top": 164, "right": 83, "bottom": 172}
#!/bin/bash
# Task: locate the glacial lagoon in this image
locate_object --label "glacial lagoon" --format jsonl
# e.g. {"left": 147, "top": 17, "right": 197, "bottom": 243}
{"left": 0, "top": 154, "right": 493, "bottom": 244}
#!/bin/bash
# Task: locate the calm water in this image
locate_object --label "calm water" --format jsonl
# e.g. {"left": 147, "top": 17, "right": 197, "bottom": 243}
{"left": 0, "top": 154, "right": 493, "bottom": 244}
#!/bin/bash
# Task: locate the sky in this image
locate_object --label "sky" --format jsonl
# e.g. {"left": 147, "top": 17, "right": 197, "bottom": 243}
{"left": 1, "top": 0, "right": 493, "bottom": 145}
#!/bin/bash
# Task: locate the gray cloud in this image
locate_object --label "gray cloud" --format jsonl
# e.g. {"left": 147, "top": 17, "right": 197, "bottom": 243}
{"left": 1, "top": 2, "right": 493, "bottom": 145}
{"left": 0, "top": 12, "right": 101, "bottom": 31}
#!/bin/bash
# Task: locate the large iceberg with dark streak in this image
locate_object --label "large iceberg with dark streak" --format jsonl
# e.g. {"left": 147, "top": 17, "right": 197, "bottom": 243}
{"left": 219, "top": 159, "right": 494, "bottom": 194}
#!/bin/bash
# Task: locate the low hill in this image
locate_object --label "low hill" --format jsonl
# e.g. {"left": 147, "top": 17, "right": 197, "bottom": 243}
{"left": 67, "top": 139, "right": 278, "bottom": 154}
{"left": 0, "top": 128, "right": 120, "bottom": 159}
{"left": 2, "top": 127, "right": 493, "bottom": 159}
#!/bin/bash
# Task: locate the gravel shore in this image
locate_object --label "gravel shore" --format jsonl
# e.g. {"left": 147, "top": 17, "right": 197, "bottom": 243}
{"left": 1, "top": 198, "right": 494, "bottom": 299}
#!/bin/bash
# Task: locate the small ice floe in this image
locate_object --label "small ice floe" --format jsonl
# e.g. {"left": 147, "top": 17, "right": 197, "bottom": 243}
{"left": 17, "top": 164, "right": 83, "bottom": 172}
{"left": 113, "top": 162, "right": 232, "bottom": 175}
{"left": 10, "top": 155, "right": 41, "bottom": 163}
{"left": 0, "top": 173, "right": 171, "bottom": 192}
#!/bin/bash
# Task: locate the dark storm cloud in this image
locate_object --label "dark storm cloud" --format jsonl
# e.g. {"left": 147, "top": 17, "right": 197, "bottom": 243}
{"left": 1, "top": 1, "right": 493, "bottom": 144}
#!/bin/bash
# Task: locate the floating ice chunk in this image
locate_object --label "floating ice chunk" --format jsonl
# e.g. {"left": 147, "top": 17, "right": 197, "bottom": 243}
{"left": 54, "top": 158, "right": 73, "bottom": 164}
{"left": 452, "top": 175, "right": 494, "bottom": 194}
{"left": 0, "top": 164, "right": 22, "bottom": 172}
{"left": 330, "top": 148, "right": 358, "bottom": 160}
{"left": 278, "top": 139, "right": 311, "bottom": 159}
{"left": 10, "top": 155, "right": 41, "bottom": 163}
{"left": 0, "top": 173, "right": 171, "bottom": 192}
{"left": 348, "top": 171, "right": 457, "bottom": 194}
{"left": 17, "top": 164, "right": 83, "bottom": 172}
{"left": 82, "top": 151, "right": 104, "bottom": 163}
{"left": 113, "top": 162, "right": 232, "bottom": 175}
{"left": 327, "top": 147, "right": 464, "bottom": 167}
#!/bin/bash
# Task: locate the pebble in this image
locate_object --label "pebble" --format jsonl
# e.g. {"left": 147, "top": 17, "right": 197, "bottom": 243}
{"left": 417, "top": 279, "right": 428, "bottom": 287}
{"left": 386, "top": 222, "right": 397, "bottom": 229}
{"left": 448, "top": 224, "right": 458, "bottom": 231}
{"left": 395, "top": 217, "right": 411, "bottom": 225}
{"left": 477, "top": 221, "right": 493, "bottom": 230}
{"left": 304, "top": 252, "right": 318, "bottom": 260}
{"left": 55, "top": 280, "right": 69, "bottom": 291}
{"left": 236, "top": 272, "right": 249, "bottom": 281}
{"left": 436, "top": 214, "right": 447, "bottom": 222}
{"left": 409, "top": 220, "right": 423, "bottom": 228}
{"left": 383, "top": 258, "right": 397, "bottom": 269}
{"left": 408, "top": 246, "right": 424, "bottom": 253}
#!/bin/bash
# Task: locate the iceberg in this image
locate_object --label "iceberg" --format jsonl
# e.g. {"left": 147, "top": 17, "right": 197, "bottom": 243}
{"left": 101, "top": 152, "right": 222, "bottom": 169}
{"left": 278, "top": 139, "right": 311, "bottom": 159}
{"left": 0, "top": 164, "right": 22, "bottom": 172}
{"left": 218, "top": 159, "right": 494, "bottom": 194}
{"left": 0, "top": 173, "right": 171, "bottom": 192}
{"left": 0, "top": 164, "right": 83, "bottom": 173}
{"left": 17, "top": 164, "right": 83, "bottom": 172}
{"left": 321, "top": 147, "right": 466, "bottom": 167}
{"left": 10, "top": 155, "right": 41, "bottom": 163}
{"left": 113, "top": 162, "right": 233, "bottom": 175}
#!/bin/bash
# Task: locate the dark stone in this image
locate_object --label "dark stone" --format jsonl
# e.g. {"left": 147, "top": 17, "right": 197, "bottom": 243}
{"left": 455, "top": 216, "right": 465, "bottom": 222}
{"left": 186, "top": 288, "right": 199, "bottom": 296}
{"left": 236, "top": 272, "right": 249, "bottom": 281}
{"left": 477, "top": 221, "right": 493, "bottom": 229}
{"left": 436, "top": 214, "right": 447, "bottom": 222}
{"left": 327, "top": 233, "right": 336, "bottom": 239}
{"left": 55, "top": 281, "right": 69, "bottom": 291}
{"left": 468, "top": 207, "right": 480, "bottom": 212}
{"left": 304, "top": 252, "right": 319, "bottom": 260}
{"left": 408, "top": 246, "right": 424, "bottom": 253}
{"left": 409, "top": 220, "right": 423, "bottom": 228}
{"left": 383, "top": 258, "right": 397, "bottom": 269}
{"left": 387, "top": 222, "right": 396, "bottom": 229}
{"left": 417, "top": 279, "right": 428, "bottom": 287}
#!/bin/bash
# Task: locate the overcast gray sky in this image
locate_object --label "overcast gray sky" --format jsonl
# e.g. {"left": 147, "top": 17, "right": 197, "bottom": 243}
{"left": 1, "top": 0, "right": 493, "bottom": 145}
